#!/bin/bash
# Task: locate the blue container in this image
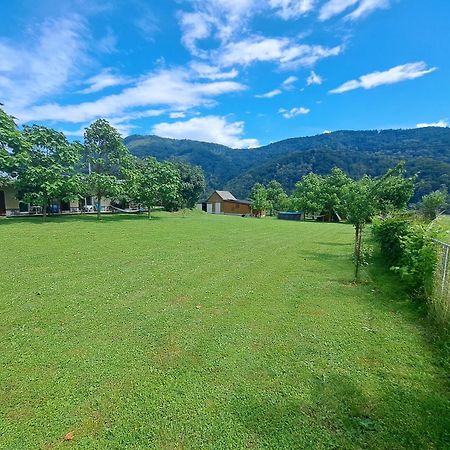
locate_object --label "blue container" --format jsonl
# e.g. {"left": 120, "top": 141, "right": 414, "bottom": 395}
{"left": 277, "top": 211, "right": 304, "bottom": 221}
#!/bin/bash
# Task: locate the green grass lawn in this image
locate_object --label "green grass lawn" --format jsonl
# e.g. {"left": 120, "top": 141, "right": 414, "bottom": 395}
{"left": 437, "top": 215, "right": 450, "bottom": 242}
{"left": 0, "top": 213, "right": 449, "bottom": 449}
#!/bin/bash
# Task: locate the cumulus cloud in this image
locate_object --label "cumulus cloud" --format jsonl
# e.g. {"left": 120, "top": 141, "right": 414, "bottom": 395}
{"left": 78, "top": 69, "right": 130, "bottom": 94}
{"left": 255, "top": 89, "right": 282, "bottom": 98}
{"left": 218, "top": 36, "right": 342, "bottom": 69}
{"left": 416, "top": 119, "right": 448, "bottom": 128}
{"left": 329, "top": 62, "right": 437, "bottom": 94}
{"left": 307, "top": 70, "right": 323, "bottom": 85}
{"left": 279, "top": 106, "right": 310, "bottom": 118}
{"left": 152, "top": 115, "right": 259, "bottom": 148}
{"left": 12, "top": 68, "right": 246, "bottom": 124}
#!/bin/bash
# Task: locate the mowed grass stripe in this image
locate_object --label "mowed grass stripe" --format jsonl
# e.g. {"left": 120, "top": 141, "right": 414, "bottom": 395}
{"left": 0, "top": 213, "right": 448, "bottom": 449}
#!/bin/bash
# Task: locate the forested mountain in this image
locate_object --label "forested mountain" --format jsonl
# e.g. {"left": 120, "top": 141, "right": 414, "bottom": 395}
{"left": 124, "top": 127, "right": 450, "bottom": 201}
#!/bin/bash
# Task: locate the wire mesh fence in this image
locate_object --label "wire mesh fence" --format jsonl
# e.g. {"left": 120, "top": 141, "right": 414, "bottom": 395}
{"left": 432, "top": 239, "right": 450, "bottom": 324}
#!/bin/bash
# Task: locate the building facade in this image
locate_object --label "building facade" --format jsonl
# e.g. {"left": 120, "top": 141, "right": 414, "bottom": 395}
{"left": 206, "top": 191, "right": 252, "bottom": 215}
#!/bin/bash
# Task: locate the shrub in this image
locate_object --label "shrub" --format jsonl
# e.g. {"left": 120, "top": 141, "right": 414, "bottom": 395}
{"left": 372, "top": 217, "right": 410, "bottom": 265}
{"left": 372, "top": 216, "right": 438, "bottom": 299}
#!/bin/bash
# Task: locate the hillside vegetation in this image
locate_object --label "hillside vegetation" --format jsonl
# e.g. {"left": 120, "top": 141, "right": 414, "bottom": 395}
{"left": 125, "top": 128, "right": 450, "bottom": 200}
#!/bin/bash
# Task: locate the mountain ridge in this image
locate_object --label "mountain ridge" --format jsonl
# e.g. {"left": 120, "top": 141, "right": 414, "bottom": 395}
{"left": 124, "top": 127, "right": 450, "bottom": 201}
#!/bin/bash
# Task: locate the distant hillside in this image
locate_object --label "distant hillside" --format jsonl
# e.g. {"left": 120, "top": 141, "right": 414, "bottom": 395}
{"left": 124, "top": 128, "right": 450, "bottom": 201}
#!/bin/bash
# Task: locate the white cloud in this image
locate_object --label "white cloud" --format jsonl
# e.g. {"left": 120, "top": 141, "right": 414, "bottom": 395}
{"left": 269, "top": 0, "right": 316, "bottom": 19}
{"left": 307, "top": 70, "right": 322, "bottom": 85}
{"left": 0, "top": 15, "right": 87, "bottom": 110}
{"left": 218, "top": 36, "right": 342, "bottom": 69}
{"left": 319, "top": 0, "right": 389, "bottom": 21}
{"left": 152, "top": 115, "right": 259, "bottom": 148}
{"left": 346, "top": 0, "right": 390, "bottom": 20}
{"left": 319, "top": 0, "right": 358, "bottom": 20}
{"left": 178, "top": 0, "right": 256, "bottom": 55}
{"left": 12, "top": 68, "right": 246, "bottom": 124}
{"left": 78, "top": 69, "right": 130, "bottom": 94}
{"left": 189, "top": 62, "right": 239, "bottom": 80}
{"left": 178, "top": 12, "right": 213, "bottom": 56}
{"left": 329, "top": 62, "right": 437, "bottom": 94}
{"left": 169, "top": 112, "right": 186, "bottom": 119}
{"left": 279, "top": 106, "right": 310, "bottom": 118}
{"left": 282, "top": 75, "right": 298, "bottom": 88}
{"left": 255, "top": 89, "right": 282, "bottom": 98}
{"left": 416, "top": 119, "right": 448, "bottom": 128}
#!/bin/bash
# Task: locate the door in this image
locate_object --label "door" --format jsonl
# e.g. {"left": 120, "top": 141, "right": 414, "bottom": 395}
{"left": 207, "top": 203, "right": 212, "bottom": 214}
{"left": 215, "top": 202, "right": 221, "bottom": 214}
{"left": 0, "top": 191, "right": 5, "bottom": 215}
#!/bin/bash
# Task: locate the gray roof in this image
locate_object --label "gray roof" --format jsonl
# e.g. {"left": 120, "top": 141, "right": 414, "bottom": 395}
{"left": 214, "top": 190, "right": 236, "bottom": 200}
{"left": 228, "top": 198, "right": 251, "bottom": 205}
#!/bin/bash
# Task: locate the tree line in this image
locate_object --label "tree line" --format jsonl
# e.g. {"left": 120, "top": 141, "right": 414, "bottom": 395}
{"left": 249, "top": 166, "right": 447, "bottom": 279}
{"left": 0, "top": 108, "right": 205, "bottom": 220}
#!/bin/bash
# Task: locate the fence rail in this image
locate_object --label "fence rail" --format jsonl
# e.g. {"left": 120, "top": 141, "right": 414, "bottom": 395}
{"left": 432, "top": 239, "right": 450, "bottom": 323}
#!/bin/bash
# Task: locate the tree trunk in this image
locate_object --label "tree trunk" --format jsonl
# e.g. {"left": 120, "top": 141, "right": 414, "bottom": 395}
{"left": 147, "top": 205, "right": 151, "bottom": 219}
{"left": 354, "top": 224, "right": 363, "bottom": 280}
{"left": 42, "top": 197, "right": 47, "bottom": 222}
{"left": 97, "top": 195, "right": 102, "bottom": 220}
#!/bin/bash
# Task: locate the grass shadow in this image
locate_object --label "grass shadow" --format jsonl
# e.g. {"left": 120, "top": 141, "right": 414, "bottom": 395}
{"left": 228, "top": 371, "right": 450, "bottom": 448}
{"left": 0, "top": 213, "right": 164, "bottom": 226}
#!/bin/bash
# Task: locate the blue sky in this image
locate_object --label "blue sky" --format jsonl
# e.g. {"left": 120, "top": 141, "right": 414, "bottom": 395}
{"left": 0, "top": 0, "right": 448, "bottom": 147}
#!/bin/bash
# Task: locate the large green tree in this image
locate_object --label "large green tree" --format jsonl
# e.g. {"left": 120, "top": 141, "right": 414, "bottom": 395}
{"left": 266, "top": 180, "right": 289, "bottom": 215}
{"left": 291, "top": 172, "right": 325, "bottom": 216}
{"left": 83, "top": 119, "right": 130, "bottom": 219}
{"left": 250, "top": 183, "right": 269, "bottom": 216}
{"left": 13, "top": 125, "right": 81, "bottom": 221}
{"left": 166, "top": 161, "right": 205, "bottom": 210}
{"left": 0, "top": 106, "right": 30, "bottom": 184}
{"left": 372, "top": 163, "right": 416, "bottom": 214}
{"left": 126, "top": 157, "right": 181, "bottom": 218}
{"left": 345, "top": 164, "right": 415, "bottom": 280}
{"left": 322, "top": 167, "right": 352, "bottom": 219}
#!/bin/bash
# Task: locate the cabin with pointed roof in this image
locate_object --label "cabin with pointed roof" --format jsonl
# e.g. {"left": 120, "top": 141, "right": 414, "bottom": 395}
{"left": 206, "top": 190, "right": 251, "bottom": 215}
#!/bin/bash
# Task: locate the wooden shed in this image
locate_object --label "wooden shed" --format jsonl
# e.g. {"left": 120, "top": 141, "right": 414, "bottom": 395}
{"left": 206, "top": 191, "right": 251, "bottom": 215}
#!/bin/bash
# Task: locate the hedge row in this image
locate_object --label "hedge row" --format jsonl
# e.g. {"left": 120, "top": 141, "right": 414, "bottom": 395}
{"left": 372, "top": 216, "right": 438, "bottom": 300}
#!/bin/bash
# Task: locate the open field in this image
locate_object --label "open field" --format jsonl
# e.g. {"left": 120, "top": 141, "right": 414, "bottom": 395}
{"left": 0, "top": 213, "right": 449, "bottom": 449}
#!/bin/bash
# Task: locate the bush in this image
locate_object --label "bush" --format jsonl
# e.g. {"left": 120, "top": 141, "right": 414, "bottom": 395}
{"left": 372, "top": 217, "right": 410, "bottom": 265}
{"left": 372, "top": 216, "right": 438, "bottom": 299}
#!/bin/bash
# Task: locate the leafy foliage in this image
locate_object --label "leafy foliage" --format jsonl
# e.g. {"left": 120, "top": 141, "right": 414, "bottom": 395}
{"left": 249, "top": 183, "right": 269, "bottom": 215}
{"left": 343, "top": 165, "right": 415, "bottom": 279}
{"left": 166, "top": 161, "right": 205, "bottom": 210}
{"left": 83, "top": 119, "right": 130, "bottom": 218}
{"left": 292, "top": 172, "right": 326, "bottom": 215}
{"left": 263, "top": 180, "right": 289, "bottom": 214}
{"left": 420, "top": 189, "right": 448, "bottom": 220}
{"left": 13, "top": 125, "right": 82, "bottom": 220}
{"left": 373, "top": 217, "right": 438, "bottom": 299}
{"left": 125, "top": 157, "right": 181, "bottom": 217}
